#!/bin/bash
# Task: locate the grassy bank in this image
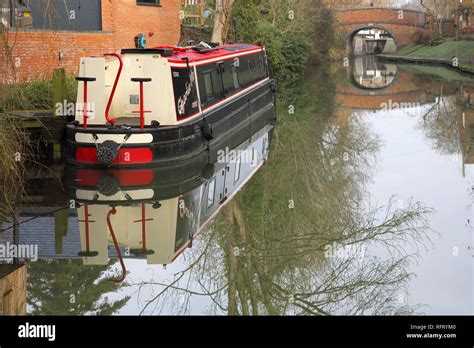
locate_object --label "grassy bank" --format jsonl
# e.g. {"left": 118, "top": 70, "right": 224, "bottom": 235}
{"left": 379, "top": 39, "right": 474, "bottom": 75}
{"left": 397, "top": 64, "right": 474, "bottom": 83}
{"left": 0, "top": 75, "right": 77, "bottom": 112}
{"left": 0, "top": 74, "right": 76, "bottom": 216}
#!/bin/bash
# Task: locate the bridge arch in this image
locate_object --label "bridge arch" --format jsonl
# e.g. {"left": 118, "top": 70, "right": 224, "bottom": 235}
{"left": 335, "top": 6, "right": 431, "bottom": 57}
{"left": 346, "top": 25, "right": 398, "bottom": 57}
{"left": 347, "top": 56, "right": 399, "bottom": 92}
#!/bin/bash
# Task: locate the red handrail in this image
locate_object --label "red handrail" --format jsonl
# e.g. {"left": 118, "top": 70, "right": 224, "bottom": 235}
{"left": 153, "top": 45, "right": 188, "bottom": 52}
{"left": 104, "top": 53, "right": 123, "bottom": 126}
{"left": 84, "top": 204, "right": 90, "bottom": 251}
{"left": 106, "top": 207, "right": 127, "bottom": 283}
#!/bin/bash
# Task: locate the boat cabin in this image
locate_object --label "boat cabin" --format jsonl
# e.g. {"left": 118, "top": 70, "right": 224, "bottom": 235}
{"left": 75, "top": 43, "right": 270, "bottom": 128}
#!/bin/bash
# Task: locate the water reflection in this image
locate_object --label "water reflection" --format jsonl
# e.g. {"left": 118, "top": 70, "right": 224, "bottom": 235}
{"left": 134, "top": 68, "right": 438, "bottom": 315}
{"left": 67, "top": 124, "right": 272, "bottom": 271}
{"left": 0, "top": 106, "right": 276, "bottom": 314}
{"left": 338, "top": 58, "right": 474, "bottom": 314}
{"left": 350, "top": 56, "right": 397, "bottom": 90}
{"left": 1, "top": 59, "right": 473, "bottom": 315}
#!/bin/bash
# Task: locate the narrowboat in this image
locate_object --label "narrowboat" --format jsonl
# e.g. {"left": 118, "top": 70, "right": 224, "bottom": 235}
{"left": 64, "top": 120, "right": 274, "bottom": 281}
{"left": 66, "top": 42, "right": 276, "bottom": 167}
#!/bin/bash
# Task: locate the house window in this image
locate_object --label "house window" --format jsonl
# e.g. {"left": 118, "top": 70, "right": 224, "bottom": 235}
{"left": 137, "top": 0, "right": 161, "bottom": 6}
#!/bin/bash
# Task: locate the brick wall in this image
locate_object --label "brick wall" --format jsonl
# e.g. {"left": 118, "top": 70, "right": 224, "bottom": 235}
{"left": 3, "top": 30, "right": 114, "bottom": 82}
{"left": 1, "top": 0, "right": 181, "bottom": 83}
{"left": 102, "top": 0, "right": 181, "bottom": 49}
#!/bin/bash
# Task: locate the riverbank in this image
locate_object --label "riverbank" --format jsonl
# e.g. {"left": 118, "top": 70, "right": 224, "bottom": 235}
{"left": 397, "top": 64, "right": 474, "bottom": 83}
{"left": 378, "top": 39, "right": 474, "bottom": 77}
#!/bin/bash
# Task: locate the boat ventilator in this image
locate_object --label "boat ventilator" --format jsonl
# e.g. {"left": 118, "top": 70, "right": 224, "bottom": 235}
{"left": 92, "top": 133, "right": 131, "bottom": 166}
{"left": 96, "top": 175, "right": 120, "bottom": 197}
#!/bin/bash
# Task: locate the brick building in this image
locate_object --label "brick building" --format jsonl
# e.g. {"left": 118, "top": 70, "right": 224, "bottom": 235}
{"left": 459, "top": 0, "right": 474, "bottom": 35}
{"left": 1, "top": 0, "right": 181, "bottom": 82}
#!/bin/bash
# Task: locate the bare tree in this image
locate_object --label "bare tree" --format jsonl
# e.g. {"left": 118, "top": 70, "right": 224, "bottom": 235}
{"left": 211, "top": 0, "right": 235, "bottom": 44}
{"left": 134, "top": 81, "right": 435, "bottom": 315}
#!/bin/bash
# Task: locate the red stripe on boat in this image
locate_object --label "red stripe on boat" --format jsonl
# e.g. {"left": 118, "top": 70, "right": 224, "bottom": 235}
{"left": 112, "top": 169, "right": 153, "bottom": 186}
{"left": 76, "top": 148, "right": 153, "bottom": 165}
{"left": 75, "top": 169, "right": 153, "bottom": 186}
{"left": 75, "top": 169, "right": 104, "bottom": 186}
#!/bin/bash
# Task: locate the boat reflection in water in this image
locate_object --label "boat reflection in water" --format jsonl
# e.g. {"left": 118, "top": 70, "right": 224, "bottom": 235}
{"left": 65, "top": 116, "right": 275, "bottom": 279}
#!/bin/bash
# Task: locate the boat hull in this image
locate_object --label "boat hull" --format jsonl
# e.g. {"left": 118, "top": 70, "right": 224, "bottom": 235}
{"left": 66, "top": 78, "right": 276, "bottom": 168}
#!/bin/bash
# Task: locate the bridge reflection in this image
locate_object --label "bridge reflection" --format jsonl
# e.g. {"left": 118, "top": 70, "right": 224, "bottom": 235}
{"left": 351, "top": 56, "right": 397, "bottom": 90}
{"left": 335, "top": 57, "right": 474, "bottom": 173}
{"left": 336, "top": 57, "right": 454, "bottom": 111}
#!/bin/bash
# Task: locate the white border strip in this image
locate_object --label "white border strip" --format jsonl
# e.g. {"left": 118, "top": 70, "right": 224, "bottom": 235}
{"left": 75, "top": 133, "right": 154, "bottom": 144}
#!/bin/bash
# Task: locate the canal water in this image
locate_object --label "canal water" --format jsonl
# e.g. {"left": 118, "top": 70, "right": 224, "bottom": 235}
{"left": 1, "top": 56, "right": 473, "bottom": 315}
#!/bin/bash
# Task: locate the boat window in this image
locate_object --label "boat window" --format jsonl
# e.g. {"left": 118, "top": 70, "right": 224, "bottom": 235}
{"left": 232, "top": 65, "right": 240, "bottom": 90}
{"left": 172, "top": 68, "right": 200, "bottom": 120}
{"left": 251, "top": 146, "right": 256, "bottom": 166}
{"left": 222, "top": 60, "right": 241, "bottom": 95}
{"left": 203, "top": 72, "right": 213, "bottom": 99}
{"left": 196, "top": 52, "right": 267, "bottom": 109}
{"left": 222, "top": 62, "right": 233, "bottom": 95}
{"left": 248, "top": 60, "right": 254, "bottom": 80}
{"left": 234, "top": 158, "right": 241, "bottom": 183}
{"left": 207, "top": 179, "right": 216, "bottom": 208}
{"left": 250, "top": 53, "right": 265, "bottom": 81}
{"left": 175, "top": 202, "right": 190, "bottom": 252}
{"left": 258, "top": 54, "right": 267, "bottom": 79}
{"left": 236, "top": 53, "right": 267, "bottom": 88}
{"left": 238, "top": 56, "right": 252, "bottom": 87}
{"left": 198, "top": 65, "right": 223, "bottom": 108}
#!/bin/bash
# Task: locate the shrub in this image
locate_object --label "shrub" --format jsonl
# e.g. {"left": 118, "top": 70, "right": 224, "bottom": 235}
{"left": 0, "top": 75, "right": 77, "bottom": 112}
{"left": 230, "top": 0, "right": 327, "bottom": 82}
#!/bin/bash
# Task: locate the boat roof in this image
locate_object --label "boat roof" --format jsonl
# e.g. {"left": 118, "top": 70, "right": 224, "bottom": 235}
{"left": 121, "top": 43, "right": 264, "bottom": 64}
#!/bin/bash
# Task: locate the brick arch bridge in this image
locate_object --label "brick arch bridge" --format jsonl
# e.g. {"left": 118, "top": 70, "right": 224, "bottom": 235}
{"left": 332, "top": 70, "right": 447, "bottom": 127}
{"left": 335, "top": 70, "right": 442, "bottom": 111}
{"left": 335, "top": 7, "right": 432, "bottom": 56}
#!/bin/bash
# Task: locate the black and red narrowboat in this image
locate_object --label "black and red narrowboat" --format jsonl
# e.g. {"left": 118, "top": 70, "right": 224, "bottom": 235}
{"left": 64, "top": 120, "right": 274, "bottom": 269}
{"left": 66, "top": 42, "right": 276, "bottom": 167}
